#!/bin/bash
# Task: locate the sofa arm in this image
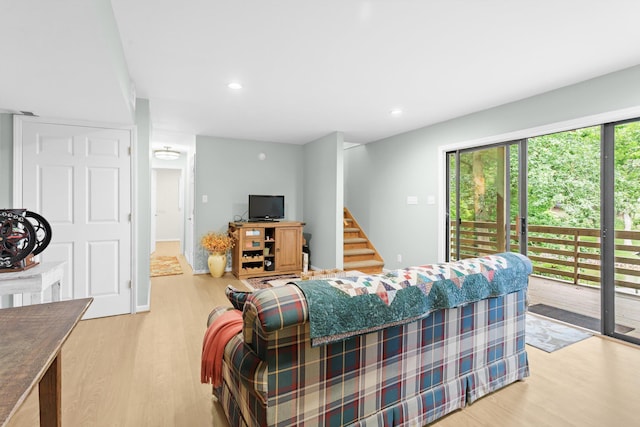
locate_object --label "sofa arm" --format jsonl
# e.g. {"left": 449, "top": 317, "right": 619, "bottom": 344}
{"left": 243, "top": 285, "right": 308, "bottom": 344}
{"left": 224, "top": 334, "right": 269, "bottom": 403}
{"left": 207, "top": 306, "right": 235, "bottom": 326}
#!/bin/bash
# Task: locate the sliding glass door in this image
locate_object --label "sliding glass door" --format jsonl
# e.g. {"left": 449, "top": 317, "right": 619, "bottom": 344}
{"left": 602, "top": 119, "right": 640, "bottom": 344}
{"left": 447, "top": 141, "right": 524, "bottom": 261}
{"left": 446, "top": 121, "right": 640, "bottom": 345}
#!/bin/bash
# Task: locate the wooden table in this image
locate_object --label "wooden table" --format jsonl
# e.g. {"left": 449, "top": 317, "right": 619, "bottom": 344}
{"left": 0, "top": 298, "right": 92, "bottom": 427}
{"left": 0, "top": 262, "right": 66, "bottom": 305}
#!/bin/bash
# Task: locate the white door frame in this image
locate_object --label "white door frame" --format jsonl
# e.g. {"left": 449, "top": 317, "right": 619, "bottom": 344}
{"left": 13, "top": 115, "right": 137, "bottom": 314}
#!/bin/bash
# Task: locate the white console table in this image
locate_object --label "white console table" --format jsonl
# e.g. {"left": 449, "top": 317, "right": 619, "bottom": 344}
{"left": 0, "top": 262, "right": 65, "bottom": 305}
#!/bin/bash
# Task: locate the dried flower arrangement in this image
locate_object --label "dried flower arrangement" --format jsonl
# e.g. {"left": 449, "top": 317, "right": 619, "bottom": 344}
{"left": 200, "top": 231, "right": 235, "bottom": 253}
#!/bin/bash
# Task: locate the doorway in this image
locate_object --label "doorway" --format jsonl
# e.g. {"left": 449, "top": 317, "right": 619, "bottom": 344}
{"left": 153, "top": 169, "right": 180, "bottom": 253}
{"left": 603, "top": 118, "right": 640, "bottom": 344}
{"left": 446, "top": 121, "right": 640, "bottom": 345}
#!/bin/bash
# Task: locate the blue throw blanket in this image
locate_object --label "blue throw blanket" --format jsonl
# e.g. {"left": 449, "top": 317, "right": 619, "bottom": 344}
{"left": 293, "top": 252, "right": 532, "bottom": 346}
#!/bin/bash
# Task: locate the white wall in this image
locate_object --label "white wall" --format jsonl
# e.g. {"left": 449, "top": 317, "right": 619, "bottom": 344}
{"left": 0, "top": 114, "right": 11, "bottom": 307}
{"left": 344, "top": 64, "right": 640, "bottom": 269}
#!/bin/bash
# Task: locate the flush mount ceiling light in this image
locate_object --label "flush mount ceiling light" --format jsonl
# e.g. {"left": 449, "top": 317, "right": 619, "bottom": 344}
{"left": 154, "top": 146, "right": 180, "bottom": 160}
{"left": 390, "top": 108, "right": 403, "bottom": 116}
{"left": 227, "top": 82, "right": 243, "bottom": 90}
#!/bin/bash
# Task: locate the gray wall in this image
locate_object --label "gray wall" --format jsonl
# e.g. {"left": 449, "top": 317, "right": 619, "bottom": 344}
{"left": 0, "top": 114, "right": 12, "bottom": 206}
{"left": 303, "top": 132, "right": 343, "bottom": 269}
{"left": 194, "top": 136, "right": 304, "bottom": 272}
{"left": 344, "top": 64, "right": 640, "bottom": 269}
{"left": 135, "top": 98, "right": 151, "bottom": 309}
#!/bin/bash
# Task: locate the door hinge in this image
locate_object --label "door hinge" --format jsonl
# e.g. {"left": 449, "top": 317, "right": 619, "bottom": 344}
{"left": 128, "top": 213, "right": 132, "bottom": 222}
{"left": 128, "top": 280, "right": 132, "bottom": 289}
{"left": 128, "top": 146, "right": 132, "bottom": 155}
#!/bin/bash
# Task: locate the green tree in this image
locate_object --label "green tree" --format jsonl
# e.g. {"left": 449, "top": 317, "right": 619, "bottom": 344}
{"left": 614, "top": 122, "right": 640, "bottom": 231}
{"left": 527, "top": 127, "right": 601, "bottom": 228}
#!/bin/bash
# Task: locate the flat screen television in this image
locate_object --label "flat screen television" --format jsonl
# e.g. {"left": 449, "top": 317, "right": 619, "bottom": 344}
{"left": 248, "top": 194, "right": 285, "bottom": 221}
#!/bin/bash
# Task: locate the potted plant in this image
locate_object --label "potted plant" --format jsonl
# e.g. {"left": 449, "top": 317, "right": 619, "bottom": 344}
{"left": 200, "top": 231, "right": 236, "bottom": 278}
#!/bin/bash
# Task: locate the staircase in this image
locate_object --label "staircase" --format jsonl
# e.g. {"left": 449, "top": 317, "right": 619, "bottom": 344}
{"left": 343, "top": 208, "right": 384, "bottom": 274}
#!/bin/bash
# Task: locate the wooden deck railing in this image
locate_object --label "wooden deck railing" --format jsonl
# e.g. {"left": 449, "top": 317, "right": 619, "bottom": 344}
{"left": 450, "top": 221, "right": 640, "bottom": 290}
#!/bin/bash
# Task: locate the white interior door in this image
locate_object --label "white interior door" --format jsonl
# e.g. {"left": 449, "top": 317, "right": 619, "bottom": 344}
{"left": 17, "top": 118, "right": 133, "bottom": 319}
{"left": 155, "top": 168, "right": 182, "bottom": 241}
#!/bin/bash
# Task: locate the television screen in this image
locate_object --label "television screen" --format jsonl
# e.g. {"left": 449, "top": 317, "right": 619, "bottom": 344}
{"left": 248, "top": 195, "right": 285, "bottom": 221}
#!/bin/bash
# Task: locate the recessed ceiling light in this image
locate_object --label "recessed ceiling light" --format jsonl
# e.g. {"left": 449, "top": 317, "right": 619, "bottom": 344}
{"left": 227, "top": 82, "right": 243, "bottom": 90}
{"left": 390, "top": 108, "right": 403, "bottom": 116}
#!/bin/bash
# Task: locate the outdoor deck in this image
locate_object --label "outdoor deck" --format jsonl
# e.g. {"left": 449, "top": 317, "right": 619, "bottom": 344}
{"left": 528, "top": 275, "right": 640, "bottom": 340}
{"left": 451, "top": 220, "right": 640, "bottom": 340}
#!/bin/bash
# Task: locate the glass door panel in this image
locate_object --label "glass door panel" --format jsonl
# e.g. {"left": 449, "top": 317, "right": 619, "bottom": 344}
{"left": 613, "top": 121, "right": 640, "bottom": 340}
{"left": 526, "top": 127, "right": 601, "bottom": 331}
{"left": 447, "top": 143, "right": 520, "bottom": 260}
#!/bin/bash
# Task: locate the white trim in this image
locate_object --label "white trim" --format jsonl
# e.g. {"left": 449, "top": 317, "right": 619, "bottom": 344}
{"left": 12, "top": 116, "right": 24, "bottom": 208}
{"left": 10, "top": 117, "right": 23, "bottom": 306}
{"left": 130, "top": 124, "right": 138, "bottom": 315}
{"left": 13, "top": 115, "right": 138, "bottom": 315}
{"left": 13, "top": 114, "right": 134, "bottom": 130}
{"left": 437, "top": 105, "right": 640, "bottom": 262}
{"left": 136, "top": 304, "right": 150, "bottom": 313}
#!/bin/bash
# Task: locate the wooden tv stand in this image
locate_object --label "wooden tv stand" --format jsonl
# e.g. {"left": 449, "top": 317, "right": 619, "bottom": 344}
{"left": 229, "top": 221, "right": 304, "bottom": 279}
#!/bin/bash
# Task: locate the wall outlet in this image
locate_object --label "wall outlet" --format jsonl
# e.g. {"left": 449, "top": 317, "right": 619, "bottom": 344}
{"left": 202, "top": 194, "right": 208, "bottom": 203}
{"left": 397, "top": 254, "right": 402, "bottom": 263}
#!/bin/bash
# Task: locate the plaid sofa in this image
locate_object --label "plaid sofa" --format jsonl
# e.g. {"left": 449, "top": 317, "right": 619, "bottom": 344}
{"left": 210, "top": 259, "right": 530, "bottom": 427}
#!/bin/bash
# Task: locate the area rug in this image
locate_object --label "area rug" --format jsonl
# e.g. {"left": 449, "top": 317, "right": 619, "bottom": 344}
{"left": 242, "top": 274, "right": 299, "bottom": 290}
{"left": 150, "top": 256, "right": 183, "bottom": 277}
{"left": 528, "top": 303, "right": 633, "bottom": 334}
{"left": 526, "top": 314, "right": 592, "bottom": 352}
{"left": 241, "top": 270, "right": 366, "bottom": 291}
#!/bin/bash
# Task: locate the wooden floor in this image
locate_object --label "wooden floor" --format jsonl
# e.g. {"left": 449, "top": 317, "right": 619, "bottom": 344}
{"left": 7, "top": 243, "right": 640, "bottom": 426}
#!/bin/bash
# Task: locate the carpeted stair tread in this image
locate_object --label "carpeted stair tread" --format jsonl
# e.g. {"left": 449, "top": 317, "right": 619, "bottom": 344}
{"left": 344, "top": 237, "right": 368, "bottom": 244}
{"left": 344, "top": 227, "right": 360, "bottom": 233}
{"left": 344, "top": 248, "right": 375, "bottom": 256}
{"left": 343, "top": 260, "right": 385, "bottom": 269}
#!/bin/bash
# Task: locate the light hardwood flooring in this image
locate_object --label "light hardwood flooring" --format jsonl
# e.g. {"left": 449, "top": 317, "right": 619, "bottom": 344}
{"left": 7, "top": 242, "right": 640, "bottom": 426}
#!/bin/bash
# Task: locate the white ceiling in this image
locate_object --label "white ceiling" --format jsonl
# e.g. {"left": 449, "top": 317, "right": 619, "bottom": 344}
{"left": 2, "top": 0, "right": 640, "bottom": 146}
